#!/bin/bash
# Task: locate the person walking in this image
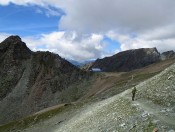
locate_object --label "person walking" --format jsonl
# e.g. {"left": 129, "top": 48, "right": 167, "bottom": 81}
{"left": 132, "top": 87, "right": 137, "bottom": 101}
{"left": 153, "top": 128, "right": 158, "bottom": 132}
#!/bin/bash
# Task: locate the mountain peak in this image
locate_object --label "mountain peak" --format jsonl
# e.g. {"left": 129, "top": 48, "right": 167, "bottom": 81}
{"left": 0, "top": 35, "right": 31, "bottom": 60}
{"left": 2, "top": 35, "right": 23, "bottom": 45}
{"left": 2, "top": 35, "right": 22, "bottom": 44}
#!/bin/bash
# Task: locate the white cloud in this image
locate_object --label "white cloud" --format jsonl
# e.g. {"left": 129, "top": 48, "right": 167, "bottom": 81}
{"left": 0, "top": 32, "right": 114, "bottom": 61}
{"left": 22, "top": 32, "right": 106, "bottom": 61}
{"left": 107, "top": 26, "right": 175, "bottom": 53}
{"left": 1, "top": 0, "right": 175, "bottom": 59}
{"left": 59, "top": 0, "right": 175, "bottom": 33}
{"left": 140, "top": 25, "right": 175, "bottom": 40}
{"left": 0, "top": 0, "right": 44, "bottom": 6}
{"left": 2, "top": 0, "right": 175, "bottom": 33}
{"left": 106, "top": 31, "right": 131, "bottom": 43}
{"left": 0, "top": 33, "right": 11, "bottom": 41}
{"left": 120, "top": 38, "right": 175, "bottom": 53}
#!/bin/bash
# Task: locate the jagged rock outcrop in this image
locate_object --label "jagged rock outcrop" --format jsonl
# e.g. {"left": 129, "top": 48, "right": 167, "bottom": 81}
{"left": 89, "top": 48, "right": 160, "bottom": 72}
{"left": 0, "top": 36, "right": 90, "bottom": 125}
{"left": 161, "top": 50, "right": 175, "bottom": 60}
{"left": 0, "top": 36, "right": 32, "bottom": 100}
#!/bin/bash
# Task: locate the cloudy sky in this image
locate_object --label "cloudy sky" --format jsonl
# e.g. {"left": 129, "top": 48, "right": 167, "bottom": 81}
{"left": 0, "top": 0, "right": 175, "bottom": 61}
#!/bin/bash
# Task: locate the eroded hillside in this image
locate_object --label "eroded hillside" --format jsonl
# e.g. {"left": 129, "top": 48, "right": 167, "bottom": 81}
{"left": 16, "top": 60, "right": 175, "bottom": 132}
{"left": 0, "top": 36, "right": 92, "bottom": 125}
{"left": 1, "top": 59, "right": 175, "bottom": 132}
{"left": 1, "top": 36, "right": 175, "bottom": 132}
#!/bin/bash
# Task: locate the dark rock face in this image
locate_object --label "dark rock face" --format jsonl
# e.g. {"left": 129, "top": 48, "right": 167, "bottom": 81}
{"left": 0, "top": 35, "right": 31, "bottom": 60}
{"left": 0, "top": 36, "right": 89, "bottom": 125}
{"left": 90, "top": 48, "right": 160, "bottom": 72}
{"left": 161, "top": 50, "right": 175, "bottom": 60}
{"left": 0, "top": 36, "right": 32, "bottom": 100}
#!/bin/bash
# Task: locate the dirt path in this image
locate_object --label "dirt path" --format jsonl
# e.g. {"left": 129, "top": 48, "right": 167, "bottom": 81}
{"left": 135, "top": 99, "right": 175, "bottom": 126}
{"left": 8, "top": 61, "right": 175, "bottom": 132}
{"left": 23, "top": 87, "right": 175, "bottom": 132}
{"left": 122, "top": 87, "right": 175, "bottom": 127}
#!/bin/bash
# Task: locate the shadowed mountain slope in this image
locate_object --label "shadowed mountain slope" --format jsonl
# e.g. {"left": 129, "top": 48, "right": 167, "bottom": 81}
{"left": 0, "top": 36, "right": 91, "bottom": 125}
{"left": 88, "top": 48, "right": 160, "bottom": 72}
{"left": 1, "top": 58, "right": 175, "bottom": 132}
{"left": 1, "top": 36, "right": 175, "bottom": 131}
{"left": 161, "top": 50, "right": 175, "bottom": 60}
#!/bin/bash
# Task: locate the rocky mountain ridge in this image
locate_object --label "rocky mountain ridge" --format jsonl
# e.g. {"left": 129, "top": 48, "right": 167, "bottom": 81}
{"left": 161, "top": 50, "right": 175, "bottom": 60}
{"left": 2, "top": 59, "right": 175, "bottom": 132}
{"left": 0, "top": 35, "right": 90, "bottom": 125}
{"left": 88, "top": 47, "right": 160, "bottom": 72}
{"left": 86, "top": 48, "right": 175, "bottom": 72}
{"left": 0, "top": 35, "right": 175, "bottom": 128}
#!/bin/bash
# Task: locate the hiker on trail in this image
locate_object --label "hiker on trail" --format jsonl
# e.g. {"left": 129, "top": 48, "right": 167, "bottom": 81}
{"left": 132, "top": 87, "right": 137, "bottom": 101}
{"left": 153, "top": 128, "right": 158, "bottom": 132}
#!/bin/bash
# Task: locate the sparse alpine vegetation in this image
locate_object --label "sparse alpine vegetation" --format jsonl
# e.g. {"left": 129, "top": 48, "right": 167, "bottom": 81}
{"left": 1, "top": 59, "right": 175, "bottom": 132}
{"left": 1, "top": 36, "right": 175, "bottom": 132}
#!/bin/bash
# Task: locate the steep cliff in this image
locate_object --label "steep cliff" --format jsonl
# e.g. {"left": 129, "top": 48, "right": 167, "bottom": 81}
{"left": 0, "top": 36, "right": 90, "bottom": 125}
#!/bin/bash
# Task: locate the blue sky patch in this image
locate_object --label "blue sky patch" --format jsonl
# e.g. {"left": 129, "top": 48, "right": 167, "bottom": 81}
{"left": 0, "top": 4, "right": 63, "bottom": 36}
{"left": 102, "top": 36, "right": 121, "bottom": 53}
